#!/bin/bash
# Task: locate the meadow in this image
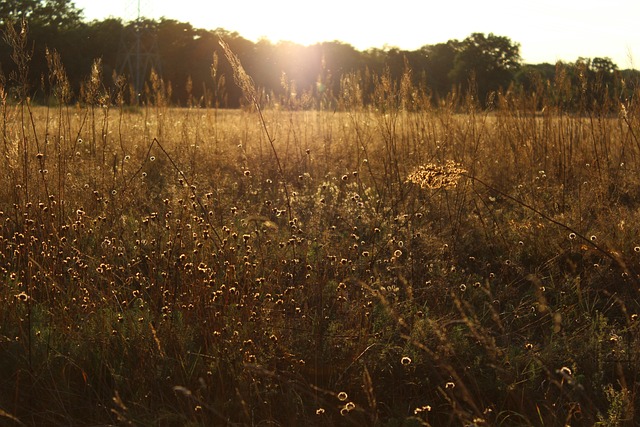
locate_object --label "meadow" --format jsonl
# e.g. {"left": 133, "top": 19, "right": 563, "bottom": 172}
{"left": 1, "top": 43, "right": 640, "bottom": 426}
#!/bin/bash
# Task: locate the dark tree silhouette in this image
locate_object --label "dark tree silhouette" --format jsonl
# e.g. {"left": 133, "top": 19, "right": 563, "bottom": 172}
{"left": 0, "top": 3, "right": 628, "bottom": 110}
{"left": 0, "top": 0, "right": 83, "bottom": 28}
{"left": 449, "top": 32, "right": 521, "bottom": 104}
{"left": 422, "top": 41, "right": 459, "bottom": 100}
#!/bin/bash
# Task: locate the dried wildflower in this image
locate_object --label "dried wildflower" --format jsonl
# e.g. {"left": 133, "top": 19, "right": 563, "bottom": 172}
{"left": 414, "top": 405, "right": 432, "bottom": 414}
{"left": 558, "top": 366, "right": 572, "bottom": 377}
{"left": 15, "top": 292, "right": 29, "bottom": 302}
{"left": 407, "top": 161, "right": 467, "bottom": 190}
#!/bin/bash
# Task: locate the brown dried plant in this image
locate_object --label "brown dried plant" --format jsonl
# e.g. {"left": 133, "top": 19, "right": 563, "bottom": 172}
{"left": 407, "top": 160, "right": 468, "bottom": 190}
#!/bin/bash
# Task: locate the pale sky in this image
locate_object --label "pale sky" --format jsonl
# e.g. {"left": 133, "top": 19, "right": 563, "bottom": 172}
{"left": 74, "top": 0, "right": 639, "bottom": 68}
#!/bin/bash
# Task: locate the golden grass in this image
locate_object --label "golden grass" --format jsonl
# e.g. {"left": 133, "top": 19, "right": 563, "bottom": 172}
{"left": 0, "top": 44, "right": 639, "bottom": 425}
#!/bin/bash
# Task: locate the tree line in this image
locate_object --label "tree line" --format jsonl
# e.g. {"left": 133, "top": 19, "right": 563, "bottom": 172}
{"left": 1, "top": 0, "right": 638, "bottom": 110}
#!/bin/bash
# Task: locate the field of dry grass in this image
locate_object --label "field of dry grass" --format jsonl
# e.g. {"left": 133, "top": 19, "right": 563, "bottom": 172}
{"left": 1, "top": 43, "right": 640, "bottom": 426}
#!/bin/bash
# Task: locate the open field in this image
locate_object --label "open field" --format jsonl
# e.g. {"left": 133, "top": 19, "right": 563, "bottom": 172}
{"left": 1, "top": 66, "right": 640, "bottom": 426}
